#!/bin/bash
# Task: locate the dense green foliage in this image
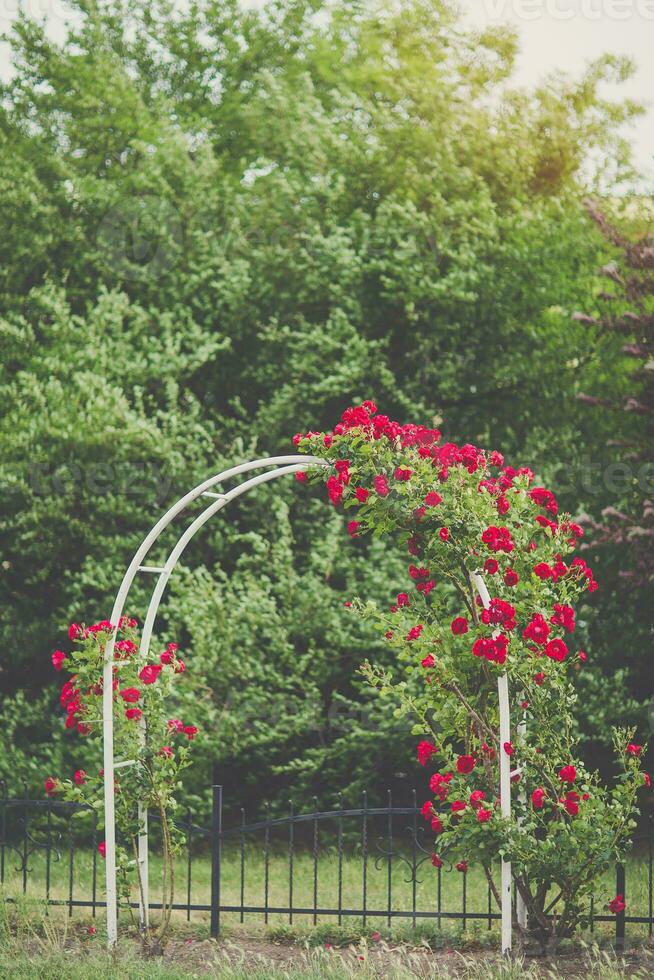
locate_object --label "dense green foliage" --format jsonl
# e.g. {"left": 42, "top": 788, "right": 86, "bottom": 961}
{"left": 0, "top": 0, "right": 650, "bottom": 820}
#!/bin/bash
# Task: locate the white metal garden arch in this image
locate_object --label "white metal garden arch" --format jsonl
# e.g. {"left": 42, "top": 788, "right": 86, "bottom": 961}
{"left": 101, "top": 455, "right": 519, "bottom": 953}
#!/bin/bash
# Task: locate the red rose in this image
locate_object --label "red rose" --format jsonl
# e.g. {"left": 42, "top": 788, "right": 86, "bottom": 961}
{"left": 523, "top": 614, "right": 550, "bottom": 645}
{"left": 139, "top": 664, "right": 162, "bottom": 685}
{"left": 439, "top": 527, "right": 450, "bottom": 541}
{"left": 115, "top": 639, "right": 136, "bottom": 659}
{"left": 327, "top": 475, "right": 344, "bottom": 505}
{"left": 481, "top": 526, "right": 514, "bottom": 554}
{"left": 558, "top": 765, "right": 576, "bottom": 784}
{"left": 421, "top": 800, "right": 434, "bottom": 821}
{"left": 60, "top": 679, "right": 78, "bottom": 707}
{"left": 373, "top": 475, "right": 389, "bottom": 497}
{"left": 44, "top": 777, "right": 59, "bottom": 798}
{"left": 608, "top": 894, "right": 626, "bottom": 915}
{"left": 355, "top": 487, "right": 369, "bottom": 502}
{"left": 481, "top": 597, "right": 516, "bottom": 631}
{"left": 406, "top": 625, "right": 424, "bottom": 641}
{"left": 420, "top": 654, "right": 435, "bottom": 668}
{"left": 98, "top": 841, "right": 107, "bottom": 859}
{"left": 183, "top": 725, "right": 198, "bottom": 741}
{"left": 417, "top": 741, "right": 437, "bottom": 766}
{"left": 456, "top": 755, "right": 475, "bottom": 774}
{"left": 533, "top": 672, "right": 545, "bottom": 686}
{"left": 430, "top": 816, "right": 443, "bottom": 833}
{"left": 51, "top": 650, "right": 67, "bottom": 671}
{"left": 476, "top": 808, "right": 492, "bottom": 823}
{"left": 503, "top": 742, "right": 514, "bottom": 757}
{"left": 347, "top": 521, "right": 360, "bottom": 537}
{"left": 424, "top": 491, "right": 443, "bottom": 507}
{"left": 174, "top": 658, "right": 185, "bottom": 673}
{"left": 529, "top": 486, "right": 558, "bottom": 515}
{"left": 562, "top": 792, "right": 580, "bottom": 816}
{"left": 533, "top": 563, "right": 552, "bottom": 580}
{"left": 469, "top": 790, "right": 486, "bottom": 810}
{"left": 455, "top": 861, "right": 468, "bottom": 873}
{"left": 531, "top": 787, "right": 546, "bottom": 809}
{"left": 397, "top": 593, "right": 410, "bottom": 606}
{"left": 550, "top": 604, "right": 575, "bottom": 633}
{"left": 394, "top": 467, "right": 412, "bottom": 481}
{"left": 431, "top": 853, "right": 443, "bottom": 868}
{"left": 429, "top": 772, "right": 453, "bottom": 800}
{"left": 159, "top": 746, "right": 173, "bottom": 758}
{"left": 125, "top": 707, "right": 142, "bottom": 721}
{"left": 626, "top": 744, "right": 642, "bottom": 756}
{"left": 643, "top": 773, "right": 651, "bottom": 788}
{"left": 451, "top": 800, "right": 467, "bottom": 813}
{"left": 294, "top": 471, "right": 307, "bottom": 484}
{"left": 450, "top": 617, "right": 469, "bottom": 635}
{"left": 544, "top": 639, "right": 568, "bottom": 663}
{"left": 73, "top": 769, "right": 87, "bottom": 786}
{"left": 68, "top": 623, "right": 82, "bottom": 641}
{"left": 119, "top": 688, "right": 141, "bottom": 703}
{"left": 483, "top": 559, "right": 499, "bottom": 575}
{"left": 503, "top": 569, "right": 519, "bottom": 586}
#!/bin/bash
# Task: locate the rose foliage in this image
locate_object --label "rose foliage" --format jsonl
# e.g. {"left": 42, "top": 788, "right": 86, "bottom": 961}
{"left": 296, "top": 403, "right": 649, "bottom": 948}
{"left": 45, "top": 618, "right": 197, "bottom": 947}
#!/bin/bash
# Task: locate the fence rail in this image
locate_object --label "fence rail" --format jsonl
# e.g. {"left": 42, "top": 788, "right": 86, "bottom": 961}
{"left": 1, "top": 780, "right": 652, "bottom": 949}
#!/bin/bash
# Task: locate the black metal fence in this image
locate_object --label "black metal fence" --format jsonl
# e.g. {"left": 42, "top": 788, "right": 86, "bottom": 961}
{"left": 1, "top": 780, "right": 652, "bottom": 949}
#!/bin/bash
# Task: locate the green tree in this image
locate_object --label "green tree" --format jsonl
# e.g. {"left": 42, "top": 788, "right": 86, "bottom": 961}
{"left": 0, "top": 0, "right": 644, "bottom": 816}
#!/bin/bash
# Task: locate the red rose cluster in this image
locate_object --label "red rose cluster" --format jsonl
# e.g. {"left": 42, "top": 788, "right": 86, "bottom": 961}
{"left": 46, "top": 619, "right": 199, "bottom": 801}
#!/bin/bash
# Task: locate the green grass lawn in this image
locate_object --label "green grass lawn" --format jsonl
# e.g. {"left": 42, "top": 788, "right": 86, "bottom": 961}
{"left": 1, "top": 840, "right": 652, "bottom": 945}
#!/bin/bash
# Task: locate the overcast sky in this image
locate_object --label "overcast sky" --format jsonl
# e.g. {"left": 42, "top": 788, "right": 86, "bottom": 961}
{"left": 1, "top": 0, "right": 651, "bottom": 180}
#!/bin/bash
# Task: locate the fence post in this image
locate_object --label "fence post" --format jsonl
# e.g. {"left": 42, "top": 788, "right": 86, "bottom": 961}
{"left": 210, "top": 784, "right": 223, "bottom": 939}
{"left": 615, "top": 862, "right": 626, "bottom": 951}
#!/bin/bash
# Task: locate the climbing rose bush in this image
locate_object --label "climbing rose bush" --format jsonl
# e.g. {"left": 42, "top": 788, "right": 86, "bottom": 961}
{"left": 295, "top": 402, "right": 648, "bottom": 949}
{"left": 46, "top": 617, "right": 198, "bottom": 947}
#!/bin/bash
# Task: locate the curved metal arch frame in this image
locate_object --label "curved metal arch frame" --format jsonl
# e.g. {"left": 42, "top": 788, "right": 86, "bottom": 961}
{"left": 101, "top": 456, "right": 329, "bottom": 946}
{"left": 101, "top": 455, "right": 516, "bottom": 953}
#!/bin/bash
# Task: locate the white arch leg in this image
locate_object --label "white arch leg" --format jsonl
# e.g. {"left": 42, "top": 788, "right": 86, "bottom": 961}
{"left": 516, "top": 714, "right": 528, "bottom": 930}
{"left": 473, "top": 572, "right": 512, "bottom": 956}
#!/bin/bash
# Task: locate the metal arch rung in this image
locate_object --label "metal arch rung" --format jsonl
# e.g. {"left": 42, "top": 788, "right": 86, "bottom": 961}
{"left": 138, "top": 566, "right": 167, "bottom": 573}
{"left": 114, "top": 760, "right": 137, "bottom": 769}
{"left": 201, "top": 491, "right": 228, "bottom": 500}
